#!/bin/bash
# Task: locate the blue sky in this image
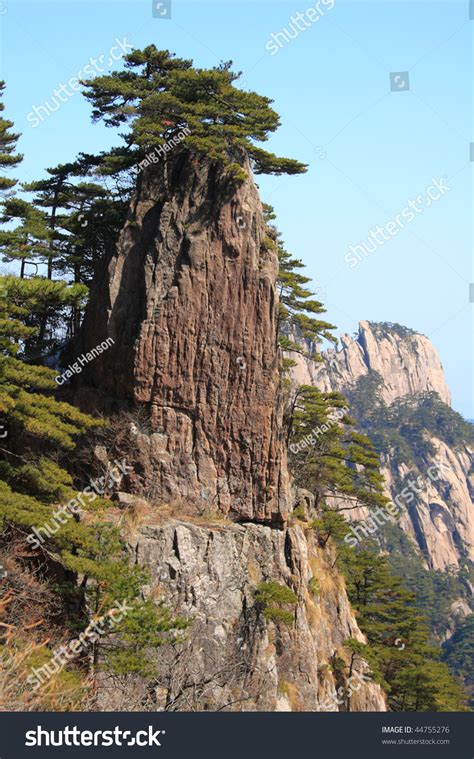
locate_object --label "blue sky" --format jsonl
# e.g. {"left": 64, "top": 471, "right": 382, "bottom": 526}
{"left": 0, "top": 0, "right": 472, "bottom": 416}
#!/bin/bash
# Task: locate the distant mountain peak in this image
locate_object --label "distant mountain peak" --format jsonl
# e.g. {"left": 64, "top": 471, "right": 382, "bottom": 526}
{"left": 317, "top": 320, "right": 451, "bottom": 406}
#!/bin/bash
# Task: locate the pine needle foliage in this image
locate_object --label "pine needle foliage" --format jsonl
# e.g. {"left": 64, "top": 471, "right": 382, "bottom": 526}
{"left": 81, "top": 46, "right": 307, "bottom": 179}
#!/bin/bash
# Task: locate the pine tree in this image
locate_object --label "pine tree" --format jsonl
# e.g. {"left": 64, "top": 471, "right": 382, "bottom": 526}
{"left": 288, "top": 385, "right": 387, "bottom": 511}
{"left": 23, "top": 162, "right": 79, "bottom": 280}
{"left": 265, "top": 204, "right": 336, "bottom": 357}
{"left": 277, "top": 244, "right": 336, "bottom": 351}
{"left": 0, "top": 198, "right": 52, "bottom": 278}
{"left": 24, "top": 163, "right": 127, "bottom": 287}
{"left": 1, "top": 274, "right": 87, "bottom": 359}
{"left": 0, "top": 274, "right": 187, "bottom": 689}
{"left": 0, "top": 88, "right": 186, "bottom": 698}
{"left": 81, "top": 46, "right": 307, "bottom": 179}
{"left": 442, "top": 615, "right": 474, "bottom": 707}
{"left": 0, "top": 80, "right": 22, "bottom": 194}
{"left": 343, "top": 549, "right": 468, "bottom": 711}
{"left": 0, "top": 276, "right": 95, "bottom": 448}
{"left": 57, "top": 180, "right": 127, "bottom": 286}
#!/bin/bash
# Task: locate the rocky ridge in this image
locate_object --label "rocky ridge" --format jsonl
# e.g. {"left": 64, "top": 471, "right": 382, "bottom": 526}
{"left": 290, "top": 320, "right": 451, "bottom": 407}
{"left": 288, "top": 321, "right": 473, "bottom": 572}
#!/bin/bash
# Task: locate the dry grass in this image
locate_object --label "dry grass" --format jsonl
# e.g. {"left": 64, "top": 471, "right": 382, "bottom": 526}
{"left": 0, "top": 593, "right": 90, "bottom": 712}
{"left": 277, "top": 680, "right": 301, "bottom": 711}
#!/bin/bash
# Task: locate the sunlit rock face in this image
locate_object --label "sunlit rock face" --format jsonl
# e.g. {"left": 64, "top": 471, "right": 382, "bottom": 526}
{"left": 97, "top": 510, "right": 387, "bottom": 712}
{"left": 76, "top": 152, "right": 387, "bottom": 713}
{"left": 290, "top": 320, "right": 451, "bottom": 406}
{"left": 289, "top": 321, "right": 473, "bottom": 571}
{"left": 77, "top": 149, "right": 289, "bottom": 523}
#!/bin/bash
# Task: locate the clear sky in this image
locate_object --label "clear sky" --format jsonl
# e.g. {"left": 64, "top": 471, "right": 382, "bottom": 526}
{"left": 1, "top": 0, "right": 472, "bottom": 416}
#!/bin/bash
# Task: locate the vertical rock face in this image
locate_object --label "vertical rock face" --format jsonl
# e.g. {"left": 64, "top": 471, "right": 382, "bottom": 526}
{"left": 78, "top": 150, "right": 289, "bottom": 522}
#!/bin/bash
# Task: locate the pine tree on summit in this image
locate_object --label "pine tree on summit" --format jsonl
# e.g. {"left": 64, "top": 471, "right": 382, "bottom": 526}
{"left": 80, "top": 45, "right": 307, "bottom": 179}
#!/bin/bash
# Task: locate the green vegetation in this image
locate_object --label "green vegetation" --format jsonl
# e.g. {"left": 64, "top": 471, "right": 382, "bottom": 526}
{"left": 379, "top": 521, "right": 471, "bottom": 636}
{"left": 0, "top": 46, "right": 312, "bottom": 707}
{"left": 368, "top": 322, "right": 418, "bottom": 339}
{"left": 0, "top": 79, "right": 186, "bottom": 707}
{"left": 0, "top": 49, "right": 311, "bottom": 709}
{"left": 282, "top": 263, "right": 470, "bottom": 711}
{"left": 255, "top": 581, "right": 298, "bottom": 626}
{"left": 345, "top": 375, "right": 474, "bottom": 467}
{"left": 442, "top": 615, "right": 474, "bottom": 708}
{"left": 343, "top": 549, "right": 468, "bottom": 711}
{"left": 302, "top": 490, "right": 468, "bottom": 710}
{"left": 0, "top": 80, "right": 22, "bottom": 193}
{"left": 22, "top": 166, "right": 127, "bottom": 289}
{"left": 286, "top": 388, "right": 470, "bottom": 710}
{"left": 0, "top": 41, "right": 469, "bottom": 713}
{"left": 266, "top": 204, "right": 336, "bottom": 357}
{"left": 81, "top": 47, "right": 307, "bottom": 179}
{"left": 375, "top": 519, "right": 473, "bottom": 708}
{"left": 309, "top": 507, "right": 354, "bottom": 554}
{"left": 0, "top": 270, "right": 187, "bottom": 686}
{"left": 288, "top": 384, "right": 387, "bottom": 511}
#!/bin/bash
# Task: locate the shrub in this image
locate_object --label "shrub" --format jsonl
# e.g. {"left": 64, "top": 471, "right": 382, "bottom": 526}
{"left": 255, "top": 581, "right": 297, "bottom": 626}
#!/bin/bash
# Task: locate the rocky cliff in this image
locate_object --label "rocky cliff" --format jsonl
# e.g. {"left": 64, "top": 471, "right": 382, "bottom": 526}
{"left": 76, "top": 152, "right": 385, "bottom": 712}
{"left": 291, "top": 320, "right": 451, "bottom": 406}
{"left": 288, "top": 321, "right": 473, "bottom": 572}
{"left": 97, "top": 501, "right": 386, "bottom": 712}
{"left": 77, "top": 150, "right": 288, "bottom": 524}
